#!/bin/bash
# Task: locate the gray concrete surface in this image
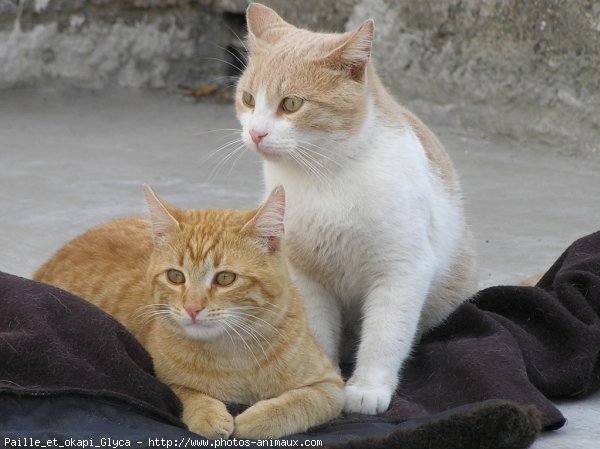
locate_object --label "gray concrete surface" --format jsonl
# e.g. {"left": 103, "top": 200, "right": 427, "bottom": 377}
{"left": 2, "top": 0, "right": 599, "bottom": 161}
{"left": 1, "top": 87, "right": 599, "bottom": 447}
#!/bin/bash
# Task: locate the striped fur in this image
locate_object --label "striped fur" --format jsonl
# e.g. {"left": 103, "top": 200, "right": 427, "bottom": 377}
{"left": 34, "top": 186, "right": 343, "bottom": 439}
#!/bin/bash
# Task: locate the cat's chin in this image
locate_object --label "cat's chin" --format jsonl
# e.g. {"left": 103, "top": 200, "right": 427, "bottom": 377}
{"left": 178, "top": 321, "right": 224, "bottom": 340}
{"left": 253, "top": 145, "right": 285, "bottom": 161}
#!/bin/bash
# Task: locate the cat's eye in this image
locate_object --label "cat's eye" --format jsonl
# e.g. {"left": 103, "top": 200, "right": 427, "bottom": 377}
{"left": 166, "top": 269, "right": 185, "bottom": 284}
{"left": 215, "top": 271, "right": 236, "bottom": 287}
{"left": 281, "top": 97, "right": 303, "bottom": 113}
{"left": 242, "top": 92, "right": 255, "bottom": 108}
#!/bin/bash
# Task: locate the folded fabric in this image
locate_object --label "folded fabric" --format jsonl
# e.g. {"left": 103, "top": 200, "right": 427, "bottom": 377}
{"left": 2, "top": 229, "right": 600, "bottom": 448}
{"left": 0, "top": 271, "right": 540, "bottom": 449}
{"left": 0, "top": 271, "right": 183, "bottom": 427}
{"left": 0, "top": 396, "right": 540, "bottom": 449}
{"left": 335, "top": 230, "right": 600, "bottom": 430}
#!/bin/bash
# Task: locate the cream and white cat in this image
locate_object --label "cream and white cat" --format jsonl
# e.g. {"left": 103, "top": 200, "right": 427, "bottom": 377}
{"left": 235, "top": 3, "right": 478, "bottom": 415}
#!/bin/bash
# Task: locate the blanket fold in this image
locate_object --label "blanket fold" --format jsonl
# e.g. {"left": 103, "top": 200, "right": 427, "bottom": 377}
{"left": 0, "top": 272, "right": 184, "bottom": 427}
{"left": 1, "top": 230, "right": 600, "bottom": 448}
{"left": 336, "top": 230, "right": 600, "bottom": 431}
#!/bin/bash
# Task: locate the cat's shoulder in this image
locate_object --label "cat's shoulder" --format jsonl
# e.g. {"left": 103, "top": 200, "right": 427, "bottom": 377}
{"left": 53, "top": 215, "right": 151, "bottom": 262}
{"left": 368, "top": 66, "right": 458, "bottom": 191}
{"left": 75, "top": 215, "right": 150, "bottom": 242}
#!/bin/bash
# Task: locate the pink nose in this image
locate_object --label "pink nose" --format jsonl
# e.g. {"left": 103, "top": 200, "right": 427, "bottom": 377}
{"left": 250, "top": 129, "right": 268, "bottom": 145}
{"left": 185, "top": 305, "right": 204, "bottom": 321}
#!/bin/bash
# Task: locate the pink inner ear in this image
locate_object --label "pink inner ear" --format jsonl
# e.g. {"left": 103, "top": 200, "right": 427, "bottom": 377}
{"left": 266, "top": 235, "right": 281, "bottom": 252}
{"left": 244, "top": 186, "right": 285, "bottom": 251}
{"left": 327, "top": 20, "right": 373, "bottom": 79}
{"left": 143, "top": 185, "right": 179, "bottom": 245}
{"left": 246, "top": 3, "right": 289, "bottom": 40}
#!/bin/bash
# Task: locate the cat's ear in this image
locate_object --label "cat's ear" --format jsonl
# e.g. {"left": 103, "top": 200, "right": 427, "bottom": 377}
{"left": 242, "top": 185, "right": 285, "bottom": 253}
{"left": 246, "top": 3, "right": 290, "bottom": 40}
{"left": 143, "top": 184, "right": 180, "bottom": 247}
{"left": 323, "top": 19, "right": 374, "bottom": 81}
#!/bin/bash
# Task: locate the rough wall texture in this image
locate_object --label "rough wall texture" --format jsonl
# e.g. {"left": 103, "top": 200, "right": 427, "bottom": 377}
{"left": 347, "top": 0, "right": 600, "bottom": 157}
{"left": 1, "top": 0, "right": 598, "bottom": 157}
{"left": 0, "top": 0, "right": 234, "bottom": 89}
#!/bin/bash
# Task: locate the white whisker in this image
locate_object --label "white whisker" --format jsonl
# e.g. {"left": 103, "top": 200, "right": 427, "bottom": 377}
{"left": 296, "top": 146, "right": 336, "bottom": 176}
{"left": 208, "top": 144, "right": 245, "bottom": 179}
{"left": 195, "top": 128, "right": 242, "bottom": 136}
{"left": 209, "top": 42, "right": 247, "bottom": 71}
{"left": 220, "top": 321, "right": 237, "bottom": 348}
{"left": 298, "top": 141, "right": 343, "bottom": 167}
{"left": 222, "top": 320, "right": 261, "bottom": 368}
{"left": 202, "top": 138, "right": 243, "bottom": 162}
{"left": 135, "top": 310, "right": 172, "bottom": 326}
{"left": 223, "top": 23, "right": 249, "bottom": 55}
{"left": 227, "top": 146, "right": 247, "bottom": 175}
{"left": 201, "top": 57, "right": 245, "bottom": 75}
{"left": 226, "top": 310, "right": 286, "bottom": 341}
{"left": 292, "top": 148, "right": 332, "bottom": 189}
{"left": 227, "top": 316, "right": 270, "bottom": 360}
{"left": 228, "top": 304, "right": 284, "bottom": 314}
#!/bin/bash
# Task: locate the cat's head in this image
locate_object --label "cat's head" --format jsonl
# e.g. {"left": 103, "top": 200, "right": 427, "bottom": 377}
{"left": 235, "top": 3, "right": 374, "bottom": 165}
{"left": 143, "top": 184, "right": 289, "bottom": 341}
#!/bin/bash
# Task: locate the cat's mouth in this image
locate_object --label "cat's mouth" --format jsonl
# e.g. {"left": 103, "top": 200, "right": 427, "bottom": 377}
{"left": 253, "top": 143, "right": 284, "bottom": 161}
{"left": 178, "top": 317, "right": 224, "bottom": 340}
{"left": 183, "top": 318, "right": 218, "bottom": 328}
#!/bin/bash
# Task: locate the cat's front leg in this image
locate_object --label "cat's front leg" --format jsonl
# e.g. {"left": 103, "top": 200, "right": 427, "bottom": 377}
{"left": 170, "top": 385, "right": 234, "bottom": 439}
{"left": 291, "top": 268, "right": 341, "bottom": 366}
{"left": 233, "top": 379, "right": 344, "bottom": 439}
{"left": 344, "top": 271, "right": 432, "bottom": 415}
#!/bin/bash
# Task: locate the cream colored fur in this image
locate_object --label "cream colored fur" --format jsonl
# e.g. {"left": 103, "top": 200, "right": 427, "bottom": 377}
{"left": 235, "top": 3, "right": 479, "bottom": 415}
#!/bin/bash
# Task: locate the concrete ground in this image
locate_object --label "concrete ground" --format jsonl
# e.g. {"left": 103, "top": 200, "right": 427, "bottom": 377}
{"left": 1, "top": 87, "right": 599, "bottom": 447}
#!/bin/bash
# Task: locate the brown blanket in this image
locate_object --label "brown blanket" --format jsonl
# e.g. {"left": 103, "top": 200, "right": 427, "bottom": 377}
{"left": 2, "top": 230, "right": 600, "bottom": 448}
{"left": 0, "top": 271, "right": 183, "bottom": 427}
{"left": 336, "top": 230, "right": 600, "bottom": 431}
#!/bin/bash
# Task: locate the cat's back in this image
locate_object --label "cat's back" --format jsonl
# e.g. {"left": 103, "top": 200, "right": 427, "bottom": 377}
{"left": 367, "top": 66, "right": 459, "bottom": 195}
{"left": 34, "top": 216, "right": 152, "bottom": 330}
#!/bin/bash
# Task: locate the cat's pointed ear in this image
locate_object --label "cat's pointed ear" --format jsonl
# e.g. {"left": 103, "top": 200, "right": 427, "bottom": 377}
{"left": 242, "top": 186, "right": 285, "bottom": 253}
{"left": 246, "top": 3, "right": 290, "bottom": 40}
{"left": 324, "top": 19, "right": 374, "bottom": 80}
{"left": 143, "top": 184, "right": 180, "bottom": 247}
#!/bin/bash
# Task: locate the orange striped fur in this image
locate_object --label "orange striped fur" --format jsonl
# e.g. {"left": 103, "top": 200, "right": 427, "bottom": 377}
{"left": 34, "top": 186, "right": 343, "bottom": 439}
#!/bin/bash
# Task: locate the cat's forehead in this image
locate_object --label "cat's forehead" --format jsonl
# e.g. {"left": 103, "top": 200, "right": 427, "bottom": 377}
{"left": 252, "top": 28, "right": 336, "bottom": 57}
{"left": 243, "top": 31, "right": 339, "bottom": 94}
{"left": 177, "top": 209, "right": 252, "bottom": 262}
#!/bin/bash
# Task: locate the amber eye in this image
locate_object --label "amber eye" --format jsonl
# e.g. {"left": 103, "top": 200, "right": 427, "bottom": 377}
{"left": 242, "top": 92, "right": 255, "bottom": 107}
{"left": 166, "top": 269, "right": 185, "bottom": 284}
{"left": 281, "top": 97, "right": 303, "bottom": 113}
{"left": 215, "top": 271, "right": 236, "bottom": 286}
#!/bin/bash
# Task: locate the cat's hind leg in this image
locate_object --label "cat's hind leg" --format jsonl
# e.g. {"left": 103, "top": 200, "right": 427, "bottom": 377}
{"left": 291, "top": 269, "right": 342, "bottom": 367}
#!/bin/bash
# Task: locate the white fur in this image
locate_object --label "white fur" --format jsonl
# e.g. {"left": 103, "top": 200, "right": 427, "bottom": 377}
{"left": 239, "top": 85, "right": 469, "bottom": 415}
{"left": 173, "top": 308, "right": 227, "bottom": 340}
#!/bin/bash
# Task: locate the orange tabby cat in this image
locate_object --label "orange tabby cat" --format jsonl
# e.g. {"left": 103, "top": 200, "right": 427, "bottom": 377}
{"left": 34, "top": 185, "right": 344, "bottom": 439}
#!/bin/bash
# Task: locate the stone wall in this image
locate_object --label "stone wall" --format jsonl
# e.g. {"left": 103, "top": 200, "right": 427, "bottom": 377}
{"left": 1, "top": 0, "right": 598, "bottom": 157}
{"left": 0, "top": 0, "right": 236, "bottom": 89}
{"left": 348, "top": 0, "right": 600, "bottom": 158}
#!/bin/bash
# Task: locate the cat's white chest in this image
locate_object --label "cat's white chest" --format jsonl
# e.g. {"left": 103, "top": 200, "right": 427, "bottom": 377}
{"left": 286, "top": 189, "right": 369, "bottom": 298}
{"left": 263, "top": 123, "right": 455, "bottom": 304}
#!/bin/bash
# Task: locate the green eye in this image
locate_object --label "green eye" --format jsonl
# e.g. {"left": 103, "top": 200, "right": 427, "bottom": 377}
{"left": 242, "top": 92, "right": 255, "bottom": 107}
{"left": 167, "top": 269, "right": 185, "bottom": 284}
{"left": 215, "top": 271, "right": 236, "bottom": 286}
{"left": 282, "top": 97, "right": 303, "bottom": 113}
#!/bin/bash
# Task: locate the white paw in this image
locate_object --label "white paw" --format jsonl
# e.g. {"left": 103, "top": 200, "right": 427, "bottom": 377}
{"left": 344, "top": 380, "right": 394, "bottom": 415}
